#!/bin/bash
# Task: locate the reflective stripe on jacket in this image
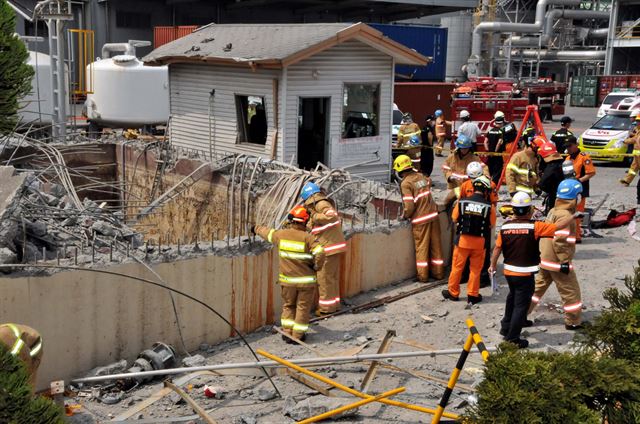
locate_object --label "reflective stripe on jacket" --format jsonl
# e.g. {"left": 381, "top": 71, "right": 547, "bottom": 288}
{"left": 400, "top": 171, "right": 438, "bottom": 225}
{"left": 305, "top": 194, "right": 347, "bottom": 256}
{"left": 505, "top": 150, "right": 538, "bottom": 194}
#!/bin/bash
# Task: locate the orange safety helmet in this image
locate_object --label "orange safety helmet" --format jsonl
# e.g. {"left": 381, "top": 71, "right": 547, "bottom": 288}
{"left": 288, "top": 206, "right": 310, "bottom": 224}
{"left": 530, "top": 135, "right": 546, "bottom": 150}
{"left": 538, "top": 141, "right": 558, "bottom": 158}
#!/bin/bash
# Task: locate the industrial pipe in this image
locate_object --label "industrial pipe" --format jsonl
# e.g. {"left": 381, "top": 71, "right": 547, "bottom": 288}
{"left": 101, "top": 42, "right": 135, "bottom": 59}
{"left": 508, "top": 9, "right": 610, "bottom": 47}
{"left": 70, "top": 346, "right": 497, "bottom": 385}
{"left": 518, "top": 49, "right": 606, "bottom": 60}
{"left": 471, "top": 0, "right": 581, "bottom": 57}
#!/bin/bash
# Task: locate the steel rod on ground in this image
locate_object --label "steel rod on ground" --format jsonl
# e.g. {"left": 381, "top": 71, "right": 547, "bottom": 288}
{"left": 71, "top": 346, "right": 496, "bottom": 384}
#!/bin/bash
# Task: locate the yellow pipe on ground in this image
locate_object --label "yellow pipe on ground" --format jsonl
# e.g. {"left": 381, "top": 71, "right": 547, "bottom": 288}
{"left": 297, "top": 386, "right": 405, "bottom": 424}
{"left": 256, "top": 349, "right": 459, "bottom": 420}
{"left": 466, "top": 318, "right": 490, "bottom": 362}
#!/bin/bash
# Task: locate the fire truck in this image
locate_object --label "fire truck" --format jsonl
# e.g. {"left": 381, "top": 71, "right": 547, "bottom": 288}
{"left": 452, "top": 77, "right": 567, "bottom": 132}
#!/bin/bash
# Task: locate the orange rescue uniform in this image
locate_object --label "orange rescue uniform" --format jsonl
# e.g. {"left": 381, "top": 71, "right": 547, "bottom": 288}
{"left": 570, "top": 151, "right": 595, "bottom": 241}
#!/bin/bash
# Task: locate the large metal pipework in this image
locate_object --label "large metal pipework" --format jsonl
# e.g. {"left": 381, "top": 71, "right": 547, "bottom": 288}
{"left": 508, "top": 9, "right": 610, "bottom": 47}
{"left": 518, "top": 49, "right": 606, "bottom": 60}
{"left": 101, "top": 42, "right": 136, "bottom": 59}
{"left": 471, "top": 0, "right": 581, "bottom": 57}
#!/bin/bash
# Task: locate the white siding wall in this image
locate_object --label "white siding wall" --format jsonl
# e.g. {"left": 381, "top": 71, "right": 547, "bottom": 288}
{"left": 286, "top": 40, "right": 393, "bottom": 181}
{"left": 169, "top": 63, "right": 283, "bottom": 158}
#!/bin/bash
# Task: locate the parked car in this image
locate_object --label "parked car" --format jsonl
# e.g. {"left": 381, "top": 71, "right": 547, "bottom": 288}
{"left": 597, "top": 90, "right": 638, "bottom": 118}
{"left": 579, "top": 100, "right": 640, "bottom": 165}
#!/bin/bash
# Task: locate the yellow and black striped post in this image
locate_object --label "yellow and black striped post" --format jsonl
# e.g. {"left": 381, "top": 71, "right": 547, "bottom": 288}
{"left": 431, "top": 333, "right": 474, "bottom": 423}
{"left": 466, "top": 318, "right": 490, "bottom": 362}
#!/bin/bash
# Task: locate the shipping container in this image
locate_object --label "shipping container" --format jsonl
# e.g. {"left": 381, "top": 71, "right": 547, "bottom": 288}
{"left": 370, "top": 23, "right": 447, "bottom": 82}
{"left": 154, "top": 26, "right": 198, "bottom": 49}
{"left": 394, "top": 82, "right": 455, "bottom": 123}
{"left": 584, "top": 76, "right": 599, "bottom": 87}
{"left": 630, "top": 75, "right": 640, "bottom": 89}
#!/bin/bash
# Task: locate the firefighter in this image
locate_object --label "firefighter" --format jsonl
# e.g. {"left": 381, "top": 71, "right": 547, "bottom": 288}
{"left": 538, "top": 142, "right": 565, "bottom": 215}
{"left": 0, "top": 323, "right": 43, "bottom": 387}
{"left": 434, "top": 109, "right": 452, "bottom": 156}
{"left": 395, "top": 155, "right": 444, "bottom": 282}
{"left": 550, "top": 116, "right": 574, "bottom": 154}
{"left": 501, "top": 119, "right": 519, "bottom": 155}
{"left": 443, "top": 176, "right": 496, "bottom": 304}
{"left": 421, "top": 114, "right": 436, "bottom": 176}
{"left": 505, "top": 136, "right": 543, "bottom": 198}
{"left": 528, "top": 179, "right": 586, "bottom": 330}
{"left": 486, "top": 113, "right": 506, "bottom": 184}
{"left": 620, "top": 111, "right": 640, "bottom": 186}
{"left": 300, "top": 182, "right": 347, "bottom": 315}
{"left": 442, "top": 134, "right": 487, "bottom": 206}
{"left": 397, "top": 113, "right": 423, "bottom": 171}
{"left": 457, "top": 110, "right": 482, "bottom": 148}
{"left": 253, "top": 206, "right": 325, "bottom": 342}
{"left": 566, "top": 136, "right": 596, "bottom": 242}
{"left": 459, "top": 162, "right": 498, "bottom": 287}
{"left": 488, "top": 192, "right": 574, "bottom": 348}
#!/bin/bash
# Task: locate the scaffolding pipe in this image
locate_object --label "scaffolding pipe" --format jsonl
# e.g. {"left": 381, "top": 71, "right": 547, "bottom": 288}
{"left": 71, "top": 346, "right": 496, "bottom": 384}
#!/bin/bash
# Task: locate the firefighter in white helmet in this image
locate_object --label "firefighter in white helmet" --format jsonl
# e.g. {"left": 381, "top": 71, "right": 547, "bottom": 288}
{"left": 457, "top": 110, "right": 482, "bottom": 148}
{"left": 489, "top": 192, "right": 574, "bottom": 348}
{"left": 528, "top": 179, "right": 586, "bottom": 330}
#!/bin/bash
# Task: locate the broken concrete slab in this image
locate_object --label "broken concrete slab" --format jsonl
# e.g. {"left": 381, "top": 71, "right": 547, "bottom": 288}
{"left": 283, "top": 396, "right": 359, "bottom": 421}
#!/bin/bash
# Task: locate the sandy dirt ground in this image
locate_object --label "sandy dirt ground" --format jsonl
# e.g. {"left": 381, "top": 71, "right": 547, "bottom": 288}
{"left": 69, "top": 106, "right": 640, "bottom": 423}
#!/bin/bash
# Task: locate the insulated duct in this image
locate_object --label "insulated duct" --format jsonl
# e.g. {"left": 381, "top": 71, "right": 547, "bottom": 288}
{"left": 470, "top": 0, "right": 581, "bottom": 58}
{"left": 518, "top": 49, "right": 606, "bottom": 60}
{"left": 507, "top": 9, "right": 610, "bottom": 47}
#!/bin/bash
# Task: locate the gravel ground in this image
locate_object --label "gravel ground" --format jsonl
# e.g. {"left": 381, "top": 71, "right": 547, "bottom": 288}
{"left": 68, "top": 106, "right": 640, "bottom": 424}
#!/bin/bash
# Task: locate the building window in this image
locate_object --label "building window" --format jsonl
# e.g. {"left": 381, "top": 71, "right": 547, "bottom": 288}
{"left": 24, "top": 21, "right": 48, "bottom": 37}
{"left": 342, "top": 83, "right": 380, "bottom": 139}
{"left": 235, "top": 95, "right": 267, "bottom": 145}
{"left": 116, "top": 11, "right": 151, "bottom": 29}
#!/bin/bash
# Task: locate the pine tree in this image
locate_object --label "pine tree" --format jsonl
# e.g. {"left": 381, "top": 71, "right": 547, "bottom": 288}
{"left": 0, "top": 0, "right": 34, "bottom": 134}
{"left": 0, "top": 344, "right": 64, "bottom": 423}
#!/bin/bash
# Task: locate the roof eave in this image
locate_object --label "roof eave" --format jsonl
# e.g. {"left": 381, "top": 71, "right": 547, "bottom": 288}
{"left": 144, "top": 56, "right": 283, "bottom": 70}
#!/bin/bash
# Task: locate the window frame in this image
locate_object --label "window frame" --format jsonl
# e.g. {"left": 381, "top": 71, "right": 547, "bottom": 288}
{"left": 341, "top": 82, "right": 381, "bottom": 140}
{"left": 234, "top": 94, "right": 268, "bottom": 146}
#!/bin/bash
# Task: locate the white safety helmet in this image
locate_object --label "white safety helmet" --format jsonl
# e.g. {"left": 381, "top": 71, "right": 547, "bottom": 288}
{"left": 466, "top": 161, "right": 484, "bottom": 179}
{"left": 631, "top": 109, "right": 640, "bottom": 118}
{"left": 460, "top": 110, "right": 470, "bottom": 119}
{"left": 511, "top": 191, "right": 532, "bottom": 208}
{"left": 562, "top": 159, "right": 576, "bottom": 178}
{"left": 494, "top": 111, "right": 505, "bottom": 119}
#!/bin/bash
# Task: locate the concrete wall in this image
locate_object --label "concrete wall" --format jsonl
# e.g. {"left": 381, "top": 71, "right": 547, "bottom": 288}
{"left": 0, "top": 226, "right": 417, "bottom": 391}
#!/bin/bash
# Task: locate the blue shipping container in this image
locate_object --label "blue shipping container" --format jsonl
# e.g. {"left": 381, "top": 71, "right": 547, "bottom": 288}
{"left": 370, "top": 23, "right": 447, "bottom": 82}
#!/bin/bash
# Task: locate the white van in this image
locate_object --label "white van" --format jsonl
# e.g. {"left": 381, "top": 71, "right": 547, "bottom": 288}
{"left": 597, "top": 90, "right": 638, "bottom": 118}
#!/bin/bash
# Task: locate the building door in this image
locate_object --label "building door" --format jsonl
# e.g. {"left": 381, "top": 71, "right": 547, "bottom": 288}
{"left": 297, "top": 97, "right": 330, "bottom": 170}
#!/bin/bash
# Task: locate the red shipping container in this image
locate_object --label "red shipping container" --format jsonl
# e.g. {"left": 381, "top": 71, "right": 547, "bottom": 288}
{"left": 176, "top": 25, "right": 198, "bottom": 38}
{"left": 394, "top": 82, "right": 456, "bottom": 126}
{"left": 613, "top": 75, "right": 629, "bottom": 88}
{"left": 154, "top": 26, "right": 176, "bottom": 49}
{"left": 629, "top": 75, "right": 640, "bottom": 89}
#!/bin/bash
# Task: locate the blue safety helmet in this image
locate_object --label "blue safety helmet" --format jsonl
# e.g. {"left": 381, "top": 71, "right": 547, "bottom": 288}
{"left": 301, "top": 182, "right": 321, "bottom": 201}
{"left": 434, "top": 109, "right": 443, "bottom": 117}
{"left": 409, "top": 134, "right": 421, "bottom": 146}
{"left": 455, "top": 133, "right": 473, "bottom": 149}
{"left": 557, "top": 178, "right": 583, "bottom": 200}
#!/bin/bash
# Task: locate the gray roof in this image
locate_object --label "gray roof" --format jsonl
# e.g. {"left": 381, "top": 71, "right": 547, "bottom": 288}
{"left": 143, "top": 23, "right": 429, "bottom": 67}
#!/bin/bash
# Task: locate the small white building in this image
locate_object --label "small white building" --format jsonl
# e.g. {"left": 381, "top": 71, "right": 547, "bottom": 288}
{"left": 143, "top": 23, "right": 429, "bottom": 180}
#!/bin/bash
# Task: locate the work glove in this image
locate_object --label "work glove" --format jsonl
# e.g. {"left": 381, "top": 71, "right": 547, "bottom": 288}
{"left": 560, "top": 262, "right": 571, "bottom": 275}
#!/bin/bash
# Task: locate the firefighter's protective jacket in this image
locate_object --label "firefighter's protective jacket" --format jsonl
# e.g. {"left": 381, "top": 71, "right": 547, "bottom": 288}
{"left": 397, "top": 122, "right": 422, "bottom": 148}
{"left": 505, "top": 150, "right": 539, "bottom": 194}
{"left": 255, "top": 224, "right": 325, "bottom": 287}
{"left": 0, "top": 324, "right": 42, "bottom": 366}
{"left": 624, "top": 125, "right": 640, "bottom": 152}
{"left": 400, "top": 171, "right": 438, "bottom": 224}
{"left": 442, "top": 152, "right": 486, "bottom": 190}
{"left": 304, "top": 193, "right": 347, "bottom": 256}
{"left": 539, "top": 200, "right": 576, "bottom": 271}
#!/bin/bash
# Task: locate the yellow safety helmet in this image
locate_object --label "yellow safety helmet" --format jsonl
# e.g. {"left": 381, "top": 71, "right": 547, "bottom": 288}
{"left": 393, "top": 155, "right": 413, "bottom": 173}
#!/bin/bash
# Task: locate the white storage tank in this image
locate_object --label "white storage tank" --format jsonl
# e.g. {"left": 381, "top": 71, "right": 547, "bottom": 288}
{"left": 19, "top": 51, "right": 68, "bottom": 125}
{"left": 85, "top": 48, "right": 169, "bottom": 128}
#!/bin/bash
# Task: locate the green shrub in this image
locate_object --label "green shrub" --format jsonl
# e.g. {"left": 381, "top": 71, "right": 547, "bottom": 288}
{"left": 462, "top": 344, "right": 640, "bottom": 424}
{"left": 0, "top": 343, "right": 64, "bottom": 423}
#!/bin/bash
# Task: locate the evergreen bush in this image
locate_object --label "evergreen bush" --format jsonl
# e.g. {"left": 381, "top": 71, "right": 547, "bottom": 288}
{"left": 0, "top": 344, "right": 64, "bottom": 423}
{"left": 0, "top": 0, "right": 34, "bottom": 134}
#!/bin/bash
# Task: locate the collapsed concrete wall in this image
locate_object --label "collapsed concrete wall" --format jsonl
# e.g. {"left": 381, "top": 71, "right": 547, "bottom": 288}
{"left": 0, "top": 226, "right": 417, "bottom": 391}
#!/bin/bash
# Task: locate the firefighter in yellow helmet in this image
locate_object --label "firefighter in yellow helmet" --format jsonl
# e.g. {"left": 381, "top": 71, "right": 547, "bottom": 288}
{"left": 0, "top": 323, "right": 43, "bottom": 387}
{"left": 394, "top": 155, "right": 444, "bottom": 282}
{"left": 397, "top": 113, "right": 423, "bottom": 172}
{"left": 253, "top": 206, "right": 325, "bottom": 342}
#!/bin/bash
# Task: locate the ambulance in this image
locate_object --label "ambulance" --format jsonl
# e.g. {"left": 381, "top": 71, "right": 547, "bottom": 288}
{"left": 579, "top": 97, "right": 640, "bottom": 165}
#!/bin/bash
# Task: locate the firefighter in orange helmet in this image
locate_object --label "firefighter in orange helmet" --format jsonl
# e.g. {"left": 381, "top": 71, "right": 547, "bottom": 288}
{"left": 394, "top": 155, "right": 444, "bottom": 282}
{"left": 300, "top": 182, "right": 347, "bottom": 315}
{"left": 253, "top": 206, "right": 325, "bottom": 342}
{"left": 0, "top": 323, "right": 43, "bottom": 388}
